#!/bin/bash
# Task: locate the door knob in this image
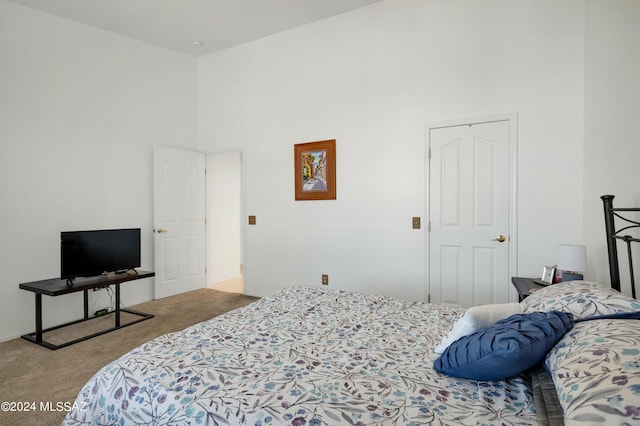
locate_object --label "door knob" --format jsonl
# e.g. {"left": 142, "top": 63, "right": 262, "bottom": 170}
{"left": 491, "top": 235, "right": 506, "bottom": 243}
{"left": 154, "top": 228, "right": 168, "bottom": 233}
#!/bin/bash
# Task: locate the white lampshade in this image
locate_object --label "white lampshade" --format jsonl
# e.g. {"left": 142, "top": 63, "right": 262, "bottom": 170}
{"left": 557, "top": 244, "right": 587, "bottom": 272}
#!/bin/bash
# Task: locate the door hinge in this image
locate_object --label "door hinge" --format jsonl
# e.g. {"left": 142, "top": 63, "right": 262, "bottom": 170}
{"left": 427, "top": 293, "right": 431, "bottom": 303}
{"left": 428, "top": 221, "right": 431, "bottom": 232}
{"left": 428, "top": 147, "right": 431, "bottom": 159}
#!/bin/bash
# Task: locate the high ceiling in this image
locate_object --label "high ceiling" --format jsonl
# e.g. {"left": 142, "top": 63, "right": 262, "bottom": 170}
{"left": 6, "top": 0, "right": 383, "bottom": 56}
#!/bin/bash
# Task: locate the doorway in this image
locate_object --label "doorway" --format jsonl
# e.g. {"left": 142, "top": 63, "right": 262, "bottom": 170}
{"left": 427, "top": 115, "right": 517, "bottom": 307}
{"left": 206, "top": 149, "right": 244, "bottom": 294}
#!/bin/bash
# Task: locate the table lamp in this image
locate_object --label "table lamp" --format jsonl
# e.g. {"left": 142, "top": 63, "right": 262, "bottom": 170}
{"left": 557, "top": 244, "right": 587, "bottom": 281}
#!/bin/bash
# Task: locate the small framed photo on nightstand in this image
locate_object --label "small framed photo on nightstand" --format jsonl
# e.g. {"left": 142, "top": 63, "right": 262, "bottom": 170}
{"left": 539, "top": 265, "right": 556, "bottom": 285}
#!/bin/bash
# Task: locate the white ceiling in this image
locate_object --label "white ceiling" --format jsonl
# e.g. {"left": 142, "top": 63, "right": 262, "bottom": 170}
{"left": 6, "top": 0, "right": 382, "bottom": 56}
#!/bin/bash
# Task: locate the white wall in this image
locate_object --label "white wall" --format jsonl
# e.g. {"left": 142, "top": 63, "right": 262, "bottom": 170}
{"left": 8, "top": 0, "right": 630, "bottom": 341}
{"left": 583, "top": 0, "right": 640, "bottom": 295}
{"left": 198, "top": 0, "right": 586, "bottom": 300}
{"left": 0, "top": 1, "right": 197, "bottom": 341}
{"left": 206, "top": 151, "right": 242, "bottom": 284}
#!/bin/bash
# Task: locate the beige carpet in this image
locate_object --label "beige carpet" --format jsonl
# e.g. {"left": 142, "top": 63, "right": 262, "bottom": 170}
{"left": 0, "top": 288, "right": 259, "bottom": 426}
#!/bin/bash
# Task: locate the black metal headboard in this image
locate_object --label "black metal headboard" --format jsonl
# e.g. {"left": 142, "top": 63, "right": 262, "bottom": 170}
{"left": 602, "top": 194, "right": 640, "bottom": 298}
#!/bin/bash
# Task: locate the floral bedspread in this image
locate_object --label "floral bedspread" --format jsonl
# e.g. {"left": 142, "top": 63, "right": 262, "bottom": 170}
{"left": 63, "top": 286, "right": 537, "bottom": 425}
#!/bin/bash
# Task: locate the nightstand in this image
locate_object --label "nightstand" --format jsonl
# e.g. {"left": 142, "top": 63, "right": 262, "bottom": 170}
{"left": 511, "top": 277, "right": 547, "bottom": 302}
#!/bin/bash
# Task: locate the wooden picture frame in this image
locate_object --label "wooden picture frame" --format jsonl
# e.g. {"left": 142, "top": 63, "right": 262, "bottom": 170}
{"left": 294, "top": 139, "right": 336, "bottom": 201}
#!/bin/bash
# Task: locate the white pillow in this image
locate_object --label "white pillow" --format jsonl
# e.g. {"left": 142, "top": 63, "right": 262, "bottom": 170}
{"left": 434, "top": 303, "right": 524, "bottom": 353}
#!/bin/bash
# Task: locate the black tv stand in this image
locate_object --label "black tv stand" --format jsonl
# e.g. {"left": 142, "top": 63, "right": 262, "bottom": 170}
{"left": 19, "top": 270, "right": 155, "bottom": 350}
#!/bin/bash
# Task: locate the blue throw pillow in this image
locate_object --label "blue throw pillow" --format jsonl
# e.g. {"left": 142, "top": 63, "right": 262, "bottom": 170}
{"left": 434, "top": 311, "right": 573, "bottom": 380}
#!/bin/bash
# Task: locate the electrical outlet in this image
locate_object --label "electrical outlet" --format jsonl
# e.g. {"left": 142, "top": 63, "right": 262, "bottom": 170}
{"left": 412, "top": 217, "right": 421, "bottom": 229}
{"left": 322, "top": 274, "right": 329, "bottom": 285}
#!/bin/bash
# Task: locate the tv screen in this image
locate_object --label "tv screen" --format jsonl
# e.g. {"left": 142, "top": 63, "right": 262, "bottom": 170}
{"left": 61, "top": 228, "right": 141, "bottom": 280}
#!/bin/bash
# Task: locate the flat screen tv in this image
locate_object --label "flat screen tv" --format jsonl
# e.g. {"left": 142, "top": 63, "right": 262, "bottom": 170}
{"left": 61, "top": 228, "right": 141, "bottom": 281}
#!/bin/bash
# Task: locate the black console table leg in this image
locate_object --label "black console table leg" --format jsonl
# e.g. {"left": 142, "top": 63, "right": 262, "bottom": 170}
{"left": 115, "top": 283, "right": 121, "bottom": 328}
{"left": 35, "top": 293, "right": 42, "bottom": 343}
{"left": 84, "top": 289, "right": 89, "bottom": 319}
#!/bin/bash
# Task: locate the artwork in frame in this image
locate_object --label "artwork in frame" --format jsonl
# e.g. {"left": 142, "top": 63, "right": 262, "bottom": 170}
{"left": 294, "top": 139, "right": 336, "bottom": 201}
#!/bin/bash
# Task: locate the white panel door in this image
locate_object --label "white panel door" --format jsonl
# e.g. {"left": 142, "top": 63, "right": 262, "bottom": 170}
{"left": 153, "top": 146, "right": 206, "bottom": 299}
{"left": 429, "top": 120, "right": 512, "bottom": 307}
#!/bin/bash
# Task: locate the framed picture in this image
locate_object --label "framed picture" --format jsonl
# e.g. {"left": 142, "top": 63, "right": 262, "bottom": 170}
{"left": 540, "top": 265, "right": 556, "bottom": 285}
{"left": 294, "top": 139, "right": 336, "bottom": 201}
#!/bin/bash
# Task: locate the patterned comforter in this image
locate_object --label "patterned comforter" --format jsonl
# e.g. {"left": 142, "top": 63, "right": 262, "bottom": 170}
{"left": 63, "top": 286, "right": 537, "bottom": 425}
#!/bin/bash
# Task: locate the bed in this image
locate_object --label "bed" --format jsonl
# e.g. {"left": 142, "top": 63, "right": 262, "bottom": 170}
{"left": 63, "top": 195, "right": 640, "bottom": 425}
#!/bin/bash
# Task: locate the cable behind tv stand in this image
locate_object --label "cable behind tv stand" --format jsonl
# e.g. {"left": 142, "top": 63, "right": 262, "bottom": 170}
{"left": 19, "top": 270, "right": 155, "bottom": 350}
